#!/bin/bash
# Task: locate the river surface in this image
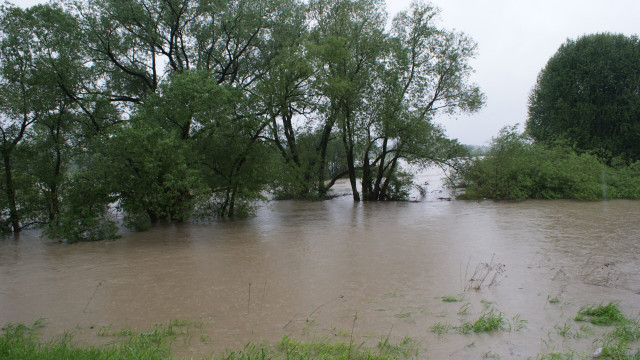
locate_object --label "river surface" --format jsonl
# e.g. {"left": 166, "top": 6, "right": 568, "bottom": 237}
{"left": 2, "top": 198, "right": 640, "bottom": 358}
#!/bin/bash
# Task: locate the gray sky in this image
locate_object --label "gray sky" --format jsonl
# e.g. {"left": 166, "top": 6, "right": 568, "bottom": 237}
{"left": 12, "top": 0, "right": 640, "bottom": 144}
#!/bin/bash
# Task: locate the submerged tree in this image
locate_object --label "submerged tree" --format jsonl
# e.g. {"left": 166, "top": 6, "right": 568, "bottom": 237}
{"left": 1, "top": 0, "right": 484, "bottom": 239}
{"left": 358, "top": 2, "right": 483, "bottom": 201}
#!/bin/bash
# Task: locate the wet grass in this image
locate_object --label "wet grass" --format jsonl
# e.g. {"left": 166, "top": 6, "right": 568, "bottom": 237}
{"left": 3, "top": 301, "right": 639, "bottom": 360}
{"left": 0, "top": 320, "right": 174, "bottom": 360}
{"left": 1, "top": 319, "right": 421, "bottom": 360}
{"left": 428, "top": 303, "right": 525, "bottom": 336}
{"left": 553, "top": 323, "right": 593, "bottom": 339}
{"left": 574, "top": 301, "right": 626, "bottom": 326}
{"left": 533, "top": 301, "right": 640, "bottom": 360}
{"left": 441, "top": 294, "right": 464, "bottom": 303}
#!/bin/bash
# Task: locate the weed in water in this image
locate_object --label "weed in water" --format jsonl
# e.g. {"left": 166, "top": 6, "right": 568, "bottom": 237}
{"left": 457, "top": 302, "right": 472, "bottom": 318}
{"left": 574, "top": 302, "right": 626, "bottom": 326}
{"left": 429, "top": 322, "right": 453, "bottom": 337}
{"left": 441, "top": 294, "right": 464, "bottom": 303}
{"left": 483, "top": 350, "right": 501, "bottom": 359}
{"left": 535, "top": 301, "right": 640, "bottom": 360}
{"left": 394, "top": 312, "right": 412, "bottom": 319}
{"left": 554, "top": 323, "right": 574, "bottom": 338}
{"left": 469, "top": 308, "right": 505, "bottom": 333}
{"left": 578, "top": 324, "right": 594, "bottom": 338}
{"left": 608, "top": 320, "right": 640, "bottom": 342}
{"left": 199, "top": 334, "right": 212, "bottom": 344}
{"left": 457, "top": 321, "right": 474, "bottom": 335}
{"left": 511, "top": 314, "right": 528, "bottom": 332}
{"left": 546, "top": 295, "right": 560, "bottom": 305}
{"left": 384, "top": 289, "right": 400, "bottom": 298}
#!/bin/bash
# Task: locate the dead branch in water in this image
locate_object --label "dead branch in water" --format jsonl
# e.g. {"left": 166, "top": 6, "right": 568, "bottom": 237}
{"left": 580, "top": 257, "right": 623, "bottom": 288}
{"left": 247, "top": 283, "right": 252, "bottom": 315}
{"left": 83, "top": 281, "right": 103, "bottom": 313}
{"left": 464, "top": 255, "right": 505, "bottom": 291}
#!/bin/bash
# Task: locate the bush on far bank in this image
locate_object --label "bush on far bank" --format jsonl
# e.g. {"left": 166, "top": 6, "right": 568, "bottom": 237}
{"left": 456, "top": 126, "right": 640, "bottom": 201}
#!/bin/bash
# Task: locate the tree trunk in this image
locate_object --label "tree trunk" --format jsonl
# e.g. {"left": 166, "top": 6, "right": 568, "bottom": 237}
{"left": 341, "top": 119, "right": 360, "bottom": 202}
{"left": 228, "top": 184, "right": 237, "bottom": 218}
{"left": 362, "top": 150, "right": 371, "bottom": 200}
{"left": 49, "top": 141, "right": 63, "bottom": 225}
{"left": 4, "top": 154, "right": 20, "bottom": 233}
{"left": 372, "top": 137, "right": 389, "bottom": 201}
{"left": 316, "top": 116, "right": 336, "bottom": 198}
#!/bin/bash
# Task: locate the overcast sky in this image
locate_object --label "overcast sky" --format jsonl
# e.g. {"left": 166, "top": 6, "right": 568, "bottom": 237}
{"left": 12, "top": 0, "right": 640, "bottom": 144}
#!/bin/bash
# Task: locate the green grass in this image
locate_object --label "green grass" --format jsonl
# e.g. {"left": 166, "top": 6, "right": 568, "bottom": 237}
{"left": 574, "top": 302, "right": 627, "bottom": 326}
{"left": 546, "top": 295, "right": 560, "bottom": 305}
{"left": 0, "top": 320, "right": 173, "bottom": 360}
{"left": 532, "top": 302, "right": 640, "bottom": 360}
{"left": 429, "top": 305, "right": 519, "bottom": 336}
{"left": 393, "top": 312, "right": 412, "bottom": 319}
{"left": 1, "top": 319, "right": 421, "bottom": 360}
{"left": 441, "top": 295, "right": 464, "bottom": 303}
{"left": 428, "top": 322, "right": 453, "bottom": 337}
{"left": 471, "top": 308, "right": 505, "bottom": 333}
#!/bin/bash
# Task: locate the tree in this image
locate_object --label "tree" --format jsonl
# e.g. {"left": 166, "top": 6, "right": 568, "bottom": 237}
{"left": 0, "top": 4, "right": 83, "bottom": 232}
{"left": 358, "top": 2, "right": 483, "bottom": 201}
{"left": 527, "top": 33, "right": 640, "bottom": 163}
{"left": 307, "top": 0, "right": 389, "bottom": 201}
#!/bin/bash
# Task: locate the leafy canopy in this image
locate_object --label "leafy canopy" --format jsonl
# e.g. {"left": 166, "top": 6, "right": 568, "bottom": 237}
{"left": 527, "top": 33, "right": 640, "bottom": 164}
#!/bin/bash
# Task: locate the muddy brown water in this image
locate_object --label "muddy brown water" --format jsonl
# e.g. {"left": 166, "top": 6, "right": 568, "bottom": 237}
{"left": 1, "top": 199, "right": 640, "bottom": 358}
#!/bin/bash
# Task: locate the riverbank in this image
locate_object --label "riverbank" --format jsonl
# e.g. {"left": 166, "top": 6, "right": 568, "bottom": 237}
{"left": 2, "top": 301, "right": 639, "bottom": 359}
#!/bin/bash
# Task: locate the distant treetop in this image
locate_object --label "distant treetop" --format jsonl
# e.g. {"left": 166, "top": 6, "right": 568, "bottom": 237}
{"left": 526, "top": 32, "right": 640, "bottom": 164}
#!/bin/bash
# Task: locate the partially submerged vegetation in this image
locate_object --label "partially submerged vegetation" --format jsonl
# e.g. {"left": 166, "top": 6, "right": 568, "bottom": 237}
{"left": 458, "top": 33, "right": 640, "bottom": 202}
{"left": 534, "top": 302, "right": 640, "bottom": 360}
{"left": 3, "top": 301, "right": 640, "bottom": 359}
{"left": 456, "top": 126, "right": 640, "bottom": 201}
{"left": 0, "top": 0, "right": 483, "bottom": 241}
{"left": 575, "top": 302, "right": 627, "bottom": 326}
{"left": 1, "top": 319, "right": 420, "bottom": 360}
{"left": 429, "top": 301, "right": 526, "bottom": 337}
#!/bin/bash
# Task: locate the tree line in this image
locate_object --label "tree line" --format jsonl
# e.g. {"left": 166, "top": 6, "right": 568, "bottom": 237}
{"left": 0, "top": 0, "right": 483, "bottom": 241}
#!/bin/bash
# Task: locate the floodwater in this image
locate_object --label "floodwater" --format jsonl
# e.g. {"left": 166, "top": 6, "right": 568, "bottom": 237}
{"left": 2, "top": 197, "right": 640, "bottom": 358}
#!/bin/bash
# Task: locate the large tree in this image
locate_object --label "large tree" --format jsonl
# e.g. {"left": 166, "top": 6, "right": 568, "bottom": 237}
{"left": 527, "top": 33, "right": 640, "bottom": 163}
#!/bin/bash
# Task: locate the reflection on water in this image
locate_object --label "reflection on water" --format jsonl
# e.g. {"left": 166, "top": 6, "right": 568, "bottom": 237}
{"left": 1, "top": 199, "right": 640, "bottom": 358}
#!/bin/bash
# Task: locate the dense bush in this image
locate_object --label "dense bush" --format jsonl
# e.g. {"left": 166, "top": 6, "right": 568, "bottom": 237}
{"left": 457, "top": 126, "right": 640, "bottom": 201}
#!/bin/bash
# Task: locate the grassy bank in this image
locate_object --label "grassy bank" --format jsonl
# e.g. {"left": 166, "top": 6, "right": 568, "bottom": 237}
{"left": 0, "top": 319, "right": 420, "bottom": 360}
{"left": 2, "top": 302, "right": 639, "bottom": 359}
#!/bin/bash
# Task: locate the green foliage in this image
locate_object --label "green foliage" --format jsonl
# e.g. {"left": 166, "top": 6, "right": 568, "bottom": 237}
{"left": 1, "top": 321, "right": 421, "bottom": 360}
{"left": 43, "top": 169, "right": 119, "bottom": 243}
{"left": 575, "top": 302, "right": 627, "bottom": 326}
{"left": 429, "top": 304, "right": 520, "bottom": 336}
{"left": 106, "top": 119, "right": 204, "bottom": 227}
{"left": 0, "top": 0, "right": 483, "bottom": 239}
{"left": 527, "top": 33, "right": 640, "bottom": 164}
{"left": 533, "top": 302, "right": 640, "bottom": 360}
{"left": 459, "top": 308, "right": 506, "bottom": 334}
{"left": 459, "top": 126, "right": 640, "bottom": 201}
{"left": 229, "top": 335, "right": 421, "bottom": 360}
{"left": 441, "top": 295, "right": 464, "bottom": 303}
{"left": 0, "top": 319, "right": 180, "bottom": 360}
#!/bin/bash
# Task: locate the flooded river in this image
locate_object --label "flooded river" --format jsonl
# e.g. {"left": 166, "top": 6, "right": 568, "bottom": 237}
{"left": 2, "top": 198, "right": 640, "bottom": 358}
